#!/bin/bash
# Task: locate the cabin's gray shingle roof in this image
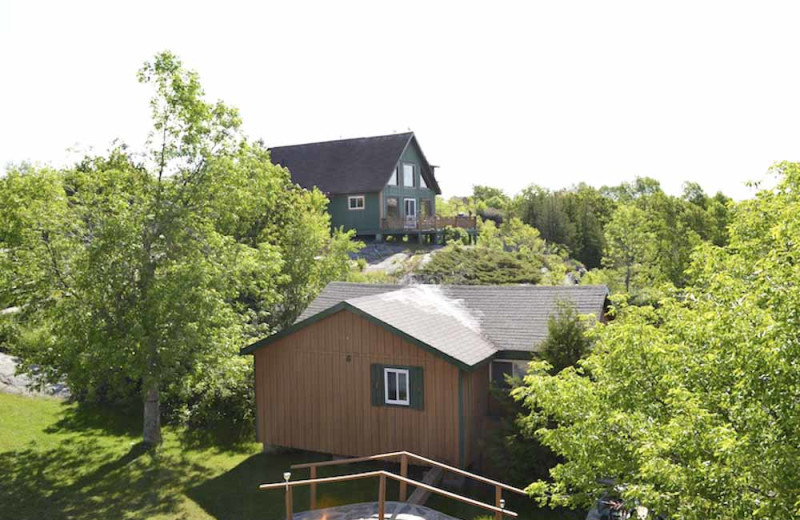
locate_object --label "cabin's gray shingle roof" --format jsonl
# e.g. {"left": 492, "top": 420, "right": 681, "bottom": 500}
{"left": 347, "top": 287, "right": 497, "bottom": 367}
{"left": 269, "top": 133, "right": 417, "bottom": 195}
{"left": 297, "top": 283, "right": 401, "bottom": 321}
{"left": 296, "top": 282, "right": 609, "bottom": 366}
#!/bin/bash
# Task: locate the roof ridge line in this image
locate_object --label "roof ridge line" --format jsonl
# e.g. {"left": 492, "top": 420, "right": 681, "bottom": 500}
{"left": 269, "top": 131, "right": 413, "bottom": 149}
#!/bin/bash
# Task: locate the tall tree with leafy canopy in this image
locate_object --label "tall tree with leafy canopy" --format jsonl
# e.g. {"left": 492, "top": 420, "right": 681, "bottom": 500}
{"left": 0, "top": 52, "right": 355, "bottom": 446}
{"left": 601, "top": 204, "right": 658, "bottom": 293}
{"left": 513, "top": 163, "right": 800, "bottom": 519}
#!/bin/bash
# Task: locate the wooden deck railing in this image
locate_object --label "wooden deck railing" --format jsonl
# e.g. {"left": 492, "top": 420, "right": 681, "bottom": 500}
{"left": 381, "top": 215, "right": 477, "bottom": 231}
{"left": 259, "top": 470, "right": 519, "bottom": 520}
{"left": 287, "top": 451, "right": 527, "bottom": 520}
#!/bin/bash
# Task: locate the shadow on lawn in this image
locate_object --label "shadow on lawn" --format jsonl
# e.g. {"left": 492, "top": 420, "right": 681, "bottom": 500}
{"left": 189, "top": 452, "right": 579, "bottom": 520}
{"left": 44, "top": 400, "right": 141, "bottom": 438}
{"left": 4, "top": 398, "right": 572, "bottom": 520}
{"left": 0, "top": 396, "right": 219, "bottom": 520}
{"left": 0, "top": 437, "right": 212, "bottom": 520}
{"left": 188, "top": 451, "right": 330, "bottom": 520}
{"left": 179, "top": 421, "right": 258, "bottom": 455}
{"left": 188, "top": 453, "right": 414, "bottom": 520}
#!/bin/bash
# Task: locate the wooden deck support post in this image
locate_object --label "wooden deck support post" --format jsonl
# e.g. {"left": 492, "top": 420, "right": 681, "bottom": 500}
{"left": 286, "top": 484, "right": 293, "bottom": 520}
{"left": 399, "top": 454, "right": 408, "bottom": 501}
{"left": 309, "top": 466, "right": 317, "bottom": 510}
{"left": 495, "top": 485, "right": 502, "bottom": 520}
{"left": 378, "top": 473, "right": 387, "bottom": 520}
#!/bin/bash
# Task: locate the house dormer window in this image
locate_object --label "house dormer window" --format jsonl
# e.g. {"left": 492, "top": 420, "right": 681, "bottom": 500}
{"left": 402, "top": 164, "right": 415, "bottom": 187}
{"left": 419, "top": 173, "right": 428, "bottom": 189}
{"left": 348, "top": 195, "right": 365, "bottom": 210}
{"left": 384, "top": 367, "right": 410, "bottom": 406}
{"left": 388, "top": 166, "right": 398, "bottom": 186}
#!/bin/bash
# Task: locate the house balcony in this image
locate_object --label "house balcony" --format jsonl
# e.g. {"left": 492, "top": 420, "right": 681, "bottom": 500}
{"left": 380, "top": 215, "right": 477, "bottom": 233}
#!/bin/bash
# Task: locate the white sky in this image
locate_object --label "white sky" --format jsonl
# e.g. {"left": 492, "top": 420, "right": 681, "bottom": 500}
{"left": 1, "top": 1, "right": 797, "bottom": 200}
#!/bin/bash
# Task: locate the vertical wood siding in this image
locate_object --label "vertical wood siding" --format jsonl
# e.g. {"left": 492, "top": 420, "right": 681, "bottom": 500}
{"left": 461, "top": 363, "right": 490, "bottom": 468}
{"left": 254, "top": 309, "right": 466, "bottom": 465}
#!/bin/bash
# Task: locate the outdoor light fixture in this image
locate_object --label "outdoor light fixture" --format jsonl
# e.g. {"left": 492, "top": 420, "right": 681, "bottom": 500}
{"left": 500, "top": 499, "right": 506, "bottom": 509}
{"left": 283, "top": 472, "right": 291, "bottom": 482}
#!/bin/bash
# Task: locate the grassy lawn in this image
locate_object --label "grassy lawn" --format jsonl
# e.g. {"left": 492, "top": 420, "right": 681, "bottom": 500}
{"left": 0, "top": 393, "right": 577, "bottom": 520}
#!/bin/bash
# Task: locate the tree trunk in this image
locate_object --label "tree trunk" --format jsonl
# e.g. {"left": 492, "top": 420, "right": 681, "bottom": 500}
{"left": 625, "top": 262, "right": 632, "bottom": 293}
{"left": 143, "top": 382, "right": 162, "bottom": 445}
{"left": 140, "top": 225, "right": 161, "bottom": 446}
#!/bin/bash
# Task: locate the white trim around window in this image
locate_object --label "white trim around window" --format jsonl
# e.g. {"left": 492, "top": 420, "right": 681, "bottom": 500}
{"left": 404, "top": 198, "right": 417, "bottom": 217}
{"left": 348, "top": 195, "right": 365, "bottom": 210}
{"left": 384, "top": 367, "right": 410, "bottom": 406}
{"left": 402, "top": 163, "right": 415, "bottom": 187}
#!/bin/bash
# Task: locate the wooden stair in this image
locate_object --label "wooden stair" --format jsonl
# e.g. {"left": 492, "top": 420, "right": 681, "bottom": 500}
{"left": 407, "top": 466, "right": 444, "bottom": 505}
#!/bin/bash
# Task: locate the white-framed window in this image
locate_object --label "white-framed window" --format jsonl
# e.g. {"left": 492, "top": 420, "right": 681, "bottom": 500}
{"left": 404, "top": 198, "right": 417, "bottom": 217}
{"left": 419, "top": 173, "right": 428, "bottom": 189}
{"left": 402, "top": 163, "right": 415, "bottom": 187}
{"left": 387, "top": 166, "right": 398, "bottom": 186}
{"left": 348, "top": 195, "right": 365, "bottom": 210}
{"left": 384, "top": 367, "right": 410, "bottom": 406}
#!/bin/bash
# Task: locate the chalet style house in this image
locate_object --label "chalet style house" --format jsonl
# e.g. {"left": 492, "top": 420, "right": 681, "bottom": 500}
{"left": 269, "top": 132, "right": 476, "bottom": 242}
{"left": 242, "top": 282, "right": 609, "bottom": 468}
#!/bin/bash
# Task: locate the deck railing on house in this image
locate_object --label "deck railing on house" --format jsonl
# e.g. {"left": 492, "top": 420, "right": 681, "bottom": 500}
{"left": 260, "top": 470, "right": 518, "bottom": 520}
{"left": 380, "top": 215, "right": 477, "bottom": 232}
{"left": 279, "top": 450, "right": 527, "bottom": 520}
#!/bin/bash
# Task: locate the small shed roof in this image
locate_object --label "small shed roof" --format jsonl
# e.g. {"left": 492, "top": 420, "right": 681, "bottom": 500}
{"left": 243, "top": 282, "right": 609, "bottom": 369}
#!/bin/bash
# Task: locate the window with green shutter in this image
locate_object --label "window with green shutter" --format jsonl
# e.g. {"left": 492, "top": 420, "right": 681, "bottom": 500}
{"left": 370, "top": 363, "right": 424, "bottom": 410}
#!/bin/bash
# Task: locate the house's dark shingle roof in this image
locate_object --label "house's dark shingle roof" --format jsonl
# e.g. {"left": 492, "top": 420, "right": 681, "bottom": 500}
{"left": 295, "top": 282, "right": 609, "bottom": 365}
{"left": 269, "top": 133, "right": 417, "bottom": 195}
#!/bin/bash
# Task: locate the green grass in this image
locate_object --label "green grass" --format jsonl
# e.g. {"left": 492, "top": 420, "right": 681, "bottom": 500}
{"left": 0, "top": 393, "right": 575, "bottom": 520}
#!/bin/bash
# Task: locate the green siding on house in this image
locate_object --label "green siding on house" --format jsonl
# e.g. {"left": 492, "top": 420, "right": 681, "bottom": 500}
{"left": 327, "top": 138, "right": 436, "bottom": 236}
{"left": 382, "top": 139, "right": 436, "bottom": 228}
{"left": 328, "top": 192, "right": 381, "bottom": 235}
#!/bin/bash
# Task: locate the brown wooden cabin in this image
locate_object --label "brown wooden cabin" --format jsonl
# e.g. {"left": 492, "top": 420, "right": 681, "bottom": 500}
{"left": 242, "top": 283, "right": 609, "bottom": 468}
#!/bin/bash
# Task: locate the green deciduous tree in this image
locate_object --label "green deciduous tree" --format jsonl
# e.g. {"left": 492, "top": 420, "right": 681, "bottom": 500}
{"left": 601, "top": 204, "right": 658, "bottom": 293}
{"left": 599, "top": 187, "right": 725, "bottom": 294}
{"left": 0, "top": 52, "right": 355, "bottom": 446}
{"left": 600, "top": 176, "right": 663, "bottom": 202}
{"left": 513, "top": 162, "right": 800, "bottom": 519}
